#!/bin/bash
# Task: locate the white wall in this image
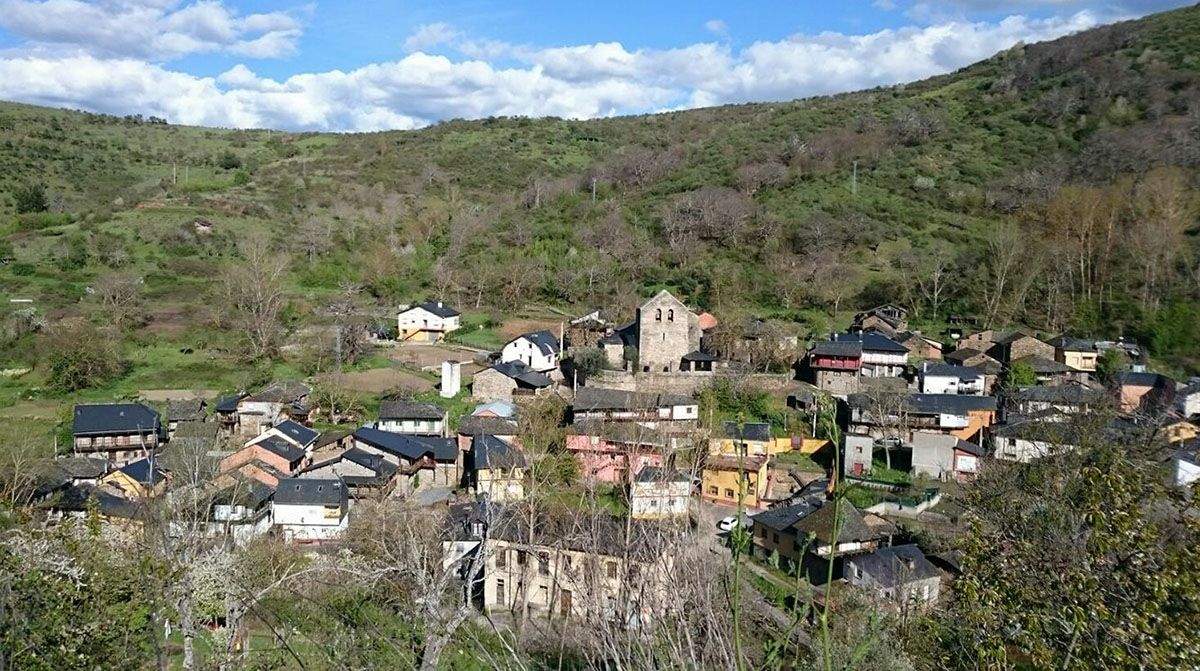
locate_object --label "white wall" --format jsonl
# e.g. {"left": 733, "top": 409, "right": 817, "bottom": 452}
{"left": 398, "top": 307, "right": 460, "bottom": 333}
{"left": 500, "top": 336, "right": 558, "bottom": 372}
{"left": 376, "top": 418, "right": 444, "bottom": 435}
{"left": 272, "top": 503, "right": 348, "bottom": 541}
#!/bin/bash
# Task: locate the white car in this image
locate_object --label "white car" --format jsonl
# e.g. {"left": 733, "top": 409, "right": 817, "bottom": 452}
{"left": 717, "top": 516, "right": 739, "bottom": 532}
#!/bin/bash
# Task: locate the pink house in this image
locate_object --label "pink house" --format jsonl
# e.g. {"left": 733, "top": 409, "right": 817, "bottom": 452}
{"left": 566, "top": 421, "right": 667, "bottom": 485}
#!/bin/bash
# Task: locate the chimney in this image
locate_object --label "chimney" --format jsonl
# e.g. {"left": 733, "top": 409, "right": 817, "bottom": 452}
{"left": 437, "top": 300, "right": 443, "bottom": 308}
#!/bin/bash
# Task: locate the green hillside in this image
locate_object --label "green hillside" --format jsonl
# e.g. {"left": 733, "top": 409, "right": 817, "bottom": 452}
{"left": 0, "top": 4, "right": 1198, "bottom": 420}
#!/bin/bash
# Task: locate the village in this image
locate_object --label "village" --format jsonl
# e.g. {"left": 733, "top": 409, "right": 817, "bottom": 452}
{"left": 27, "top": 287, "right": 1200, "bottom": 636}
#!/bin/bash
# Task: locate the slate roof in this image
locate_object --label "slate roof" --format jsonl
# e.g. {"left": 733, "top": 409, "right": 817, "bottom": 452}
{"left": 567, "top": 420, "right": 668, "bottom": 447}
{"left": 848, "top": 544, "right": 941, "bottom": 586}
{"left": 167, "top": 399, "right": 206, "bottom": 422}
{"left": 832, "top": 331, "right": 909, "bottom": 353}
{"left": 116, "top": 457, "right": 168, "bottom": 487}
{"left": 457, "top": 504, "right": 678, "bottom": 561}
{"left": 274, "top": 478, "right": 347, "bottom": 507}
{"left": 809, "top": 340, "right": 862, "bottom": 358}
{"left": 750, "top": 498, "right": 824, "bottom": 532}
{"left": 48, "top": 484, "right": 145, "bottom": 519}
{"left": 944, "top": 348, "right": 983, "bottom": 363}
{"left": 1049, "top": 336, "right": 1097, "bottom": 351}
{"left": 510, "top": 330, "right": 561, "bottom": 356}
{"left": 1013, "top": 355, "right": 1071, "bottom": 374}
{"left": 254, "top": 435, "right": 307, "bottom": 464}
{"left": 353, "top": 426, "right": 458, "bottom": 462}
{"left": 172, "top": 421, "right": 219, "bottom": 440}
{"left": 211, "top": 478, "right": 274, "bottom": 508}
{"left": 572, "top": 386, "right": 694, "bottom": 412}
{"left": 243, "top": 381, "right": 310, "bottom": 404}
{"left": 404, "top": 300, "right": 460, "bottom": 319}
{"left": 1010, "top": 382, "right": 1103, "bottom": 405}
{"left": 920, "top": 362, "right": 983, "bottom": 381}
{"left": 722, "top": 421, "right": 773, "bottom": 442}
{"left": 215, "top": 394, "right": 244, "bottom": 413}
{"left": 848, "top": 393, "right": 997, "bottom": 415}
{"left": 791, "top": 502, "right": 878, "bottom": 544}
{"left": 473, "top": 434, "right": 526, "bottom": 469}
{"left": 489, "top": 361, "right": 553, "bottom": 388}
{"left": 457, "top": 415, "right": 519, "bottom": 436}
{"left": 1115, "top": 371, "right": 1174, "bottom": 388}
{"left": 682, "top": 350, "right": 718, "bottom": 362}
{"left": 379, "top": 399, "right": 446, "bottom": 421}
{"left": 954, "top": 439, "right": 988, "bottom": 457}
{"left": 55, "top": 456, "right": 109, "bottom": 480}
{"left": 73, "top": 403, "right": 161, "bottom": 436}
{"left": 633, "top": 466, "right": 689, "bottom": 483}
{"left": 274, "top": 419, "right": 319, "bottom": 447}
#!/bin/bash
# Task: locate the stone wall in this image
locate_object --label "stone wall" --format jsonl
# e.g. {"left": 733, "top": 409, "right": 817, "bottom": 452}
{"left": 636, "top": 291, "right": 700, "bottom": 374}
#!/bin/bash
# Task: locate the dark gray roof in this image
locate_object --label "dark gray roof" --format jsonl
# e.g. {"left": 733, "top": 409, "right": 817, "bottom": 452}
{"left": 379, "top": 399, "right": 446, "bottom": 421}
{"left": 633, "top": 466, "right": 689, "bottom": 483}
{"left": 254, "top": 435, "right": 307, "bottom": 464}
{"left": 473, "top": 434, "right": 526, "bottom": 469}
{"left": 682, "top": 350, "right": 718, "bottom": 362}
{"left": 832, "top": 331, "right": 909, "bottom": 353}
{"left": 1049, "top": 336, "right": 1097, "bottom": 351}
{"left": 407, "top": 300, "right": 460, "bottom": 318}
{"left": 73, "top": 403, "right": 161, "bottom": 436}
{"left": 750, "top": 499, "right": 823, "bottom": 532}
{"left": 510, "top": 330, "right": 561, "bottom": 356}
{"left": 920, "top": 362, "right": 983, "bottom": 381}
{"left": 353, "top": 426, "right": 458, "bottom": 462}
{"left": 722, "top": 421, "right": 773, "bottom": 442}
{"left": 791, "top": 502, "right": 878, "bottom": 544}
{"left": 809, "top": 340, "right": 862, "bottom": 358}
{"left": 1115, "top": 371, "right": 1174, "bottom": 388}
{"left": 572, "top": 386, "right": 693, "bottom": 412}
{"left": 848, "top": 544, "right": 940, "bottom": 586}
{"left": 274, "top": 478, "right": 347, "bottom": 506}
{"left": 211, "top": 479, "right": 274, "bottom": 508}
{"left": 243, "top": 381, "right": 310, "bottom": 404}
{"left": 274, "top": 419, "right": 319, "bottom": 447}
{"left": 215, "top": 394, "right": 244, "bottom": 413}
{"left": 117, "top": 457, "right": 168, "bottom": 487}
{"left": 54, "top": 456, "right": 109, "bottom": 480}
{"left": 1012, "top": 355, "right": 1071, "bottom": 374}
{"left": 954, "top": 439, "right": 988, "bottom": 457}
{"left": 340, "top": 447, "right": 399, "bottom": 478}
{"left": 172, "top": 421, "right": 219, "bottom": 439}
{"left": 489, "top": 361, "right": 553, "bottom": 388}
{"left": 167, "top": 399, "right": 206, "bottom": 422}
{"left": 1010, "top": 382, "right": 1103, "bottom": 405}
{"left": 457, "top": 415, "right": 518, "bottom": 436}
{"left": 848, "top": 393, "right": 997, "bottom": 415}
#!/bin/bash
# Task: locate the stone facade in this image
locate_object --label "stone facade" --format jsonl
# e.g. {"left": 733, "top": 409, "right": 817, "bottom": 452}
{"left": 636, "top": 291, "right": 701, "bottom": 374}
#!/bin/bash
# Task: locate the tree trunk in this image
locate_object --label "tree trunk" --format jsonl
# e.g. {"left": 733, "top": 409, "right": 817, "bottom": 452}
{"left": 180, "top": 585, "right": 196, "bottom": 671}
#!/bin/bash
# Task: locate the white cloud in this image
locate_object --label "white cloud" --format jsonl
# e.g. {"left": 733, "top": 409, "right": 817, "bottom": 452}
{"left": 704, "top": 19, "right": 728, "bottom": 35}
{"left": 0, "top": 0, "right": 304, "bottom": 60}
{"left": 0, "top": 9, "right": 1115, "bottom": 132}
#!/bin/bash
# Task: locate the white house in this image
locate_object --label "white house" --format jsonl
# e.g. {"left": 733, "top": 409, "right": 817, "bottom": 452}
{"left": 918, "top": 362, "right": 985, "bottom": 396}
{"left": 629, "top": 467, "right": 691, "bottom": 520}
{"left": 235, "top": 381, "right": 311, "bottom": 437}
{"left": 397, "top": 300, "right": 461, "bottom": 342}
{"left": 846, "top": 545, "right": 941, "bottom": 608}
{"left": 570, "top": 387, "right": 699, "bottom": 424}
{"left": 272, "top": 478, "right": 349, "bottom": 542}
{"left": 500, "top": 330, "right": 561, "bottom": 373}
{"left": 209, "top": 479, "right": 273, "bottom": 545}
{"left": 1175, "top": 381, "right": 1200, "bottom": 418}
{"left": 375, "top": 399, "right": 448, "bottom": 436}
{"left": 831, "top": 332, "right": 909, "bottom": 378}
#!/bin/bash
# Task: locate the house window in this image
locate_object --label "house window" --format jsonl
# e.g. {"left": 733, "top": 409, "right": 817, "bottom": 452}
{"left": 560, "top": 589, "right": 572, "bottom": 617}
{"left": 707, "top": 485, "right": 718, "bottom": 495}
{"left": 517, "top": 550, "right": 527, "bottom": 566}
{"left": 496, "top": 549, "right": 507, "bottom": 569}
{"left": 538, "top": 552, "right": 550, "bottom": 576}
{"left": 772, "top": 532, "right": 779, "bottom": 544}
{"left": 667, "top": 309, "right": 674, "bottom": 322}
{"left": 496, "top": 578, "right": 506, "bottom": 602}
{"left": 605, "top": 561, "right": 617, "bottom": 579}
{"left": 724, "top": 488, "right": 734, "bottom": 499}
{"left": 655, "top": 308, "right": 662, "bottom": 321}
{"left": 538, "top": 585, "right": 548, "bottom": 605}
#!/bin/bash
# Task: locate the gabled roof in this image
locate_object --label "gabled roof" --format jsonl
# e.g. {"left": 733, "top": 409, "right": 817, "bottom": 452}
{"left": 53, "top": 456, "right": 110, "bottom": 480}
{"left": 1049, "top": 336, "right": 1097, "bottom": 351}
{"left": 73, "top": 403, "right": 161, "bottom": 436}
{"left": 166, "top": 399, "right": 206, "bottom": 422}
{"left": 809, "top": 340, "right": 862, "bottom": 358}
{"left": 401, "top": 300, "right": 460, "bottom": 319}
{"left": 722, "top": 421, "right": 772, "bottom": 442}
{"left": 254, "top": 435, "right": 307, "bottom": 465}
{"left": 340, "top": 447, "right": 399, "bottom": 478}
{"left": 848, "top": 544, "right": 940, "bottom": 586}
{"left": 920, "top": 362, "right": 984, "bottom": 381}
{"left": 274, "top": 478, "right": 346, "bottom": 507}
{"left": 472, "top": 400, "right": 516, "bottom": 418}
{"left": 117, "top": 457, "right": 168, "bottom": 488}
{"left": 243, "top": 381, "right": 310, "bottom": 404}
{"left": 457, "top": 415, "right": 518, "bottom": 436}
{"left": 1012, "top": 355, "right": 1071, "bottom": 374}
{"left": 832, "top": 331, "right": 909, "bottom": 354}
{"left": 750, "top": 498, "right": 823, "bottom": 532}
{"left": 791, "top": 502, "right": 878, "bottom": 544}
{"left": 353, "top": 426, "right": 458, "bottom": 462}
{"left": 994, "top": 330, "right": 1045, "bottom": 346}
{"left": 633, "top": 466, "right": 689, "bottom": 484}
{"left": 1115, "top": 371, "right": 1174, "bottom": 388}
{"left": 473, "top": 434, "right": 526, "bottom": 469}
{"left": 509, "top": 330, "right": 561, "bottom": 356}
{"left": 488, "top": 361, "right": 553, "bottom": 388}
{"left": 215, "top": 393, "right": 244, "bottom": 413}
{"left": 1010, "top": 381, "right": 1103, "bottom": 405}
{"left": 173, "top": 421, "right": 219, "bottom": 440}
{"left": 572, "top": 386, "right": 694, "bottom": 412}
{"left": 379, "top": 399, "right": 446, "bottom": 421}
{"left": 274, "top": 419, "right": 319, "bottom": 447}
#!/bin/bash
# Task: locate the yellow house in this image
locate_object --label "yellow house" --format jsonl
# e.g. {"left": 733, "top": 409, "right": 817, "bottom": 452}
{"left": 99, "top": 457, "right": 168, "bottom": 499}
{"left": 701, "top": 454, "right": 769, "bottom": 509}
{"left": 1164, "top": 420, "right": 1199, "bottom": 444}
{"left": 711, "top": 421, "right": 791, "bottom": 457}
{"left": 472, "top": 435, "right": 527, "bottom": 502}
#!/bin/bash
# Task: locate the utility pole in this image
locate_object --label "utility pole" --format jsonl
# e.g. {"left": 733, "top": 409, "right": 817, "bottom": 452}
{"left": 173, "top": 162, "right": 177, "bottom": 185}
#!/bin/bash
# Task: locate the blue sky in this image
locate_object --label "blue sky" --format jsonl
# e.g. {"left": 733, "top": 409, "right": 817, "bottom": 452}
{"left": 0, "top": 0, "right": 1190, "bottom": 131}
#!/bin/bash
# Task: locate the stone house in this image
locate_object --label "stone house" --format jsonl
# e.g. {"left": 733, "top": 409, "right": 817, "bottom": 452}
{"left": 235, "top": 381, "right": 311, "bottom": 438}
{"left": 851, "top": 305, "right": 908, "bottom": 338}
{"left": 570, "top": 387, "right": 698, "bottom": 425}
{"left": 988, "top": 332, "right": 1054, "bottom": 365}
{"left": 351, "top": 426, "right": 461, "bottom": 492}
{"left": 299, "top": 448, "right": 398, "bottom": 499}
{"left": 1050, "top": 336, "right": 1100, "bottom": 375}
{"left": 566, "top": 421, "right": 668, "bottom": 485}
{"left": 846, "top": 544, "right": 941, "bottom": 609}
{"left": 72, "top": 403, "right": 163, "bottom": 464}
{"left": 472, "top": 361, "right": 553, "bottom": 402}
{"left": 1114, "top": 371, "right": 1176, "bottom": 413}
{"left": 635, "top": 290, "right": 701, "bottom": 374}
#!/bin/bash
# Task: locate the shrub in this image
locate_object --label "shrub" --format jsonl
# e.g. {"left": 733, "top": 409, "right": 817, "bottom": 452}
{"left": 12, "top": 183, "right": 47, "bottom": 214}
{"left": 40, "top": 320, "right": 126, "bottom": 391}
{"left": 218, "top": 151, "right": 242, "bottom": 170}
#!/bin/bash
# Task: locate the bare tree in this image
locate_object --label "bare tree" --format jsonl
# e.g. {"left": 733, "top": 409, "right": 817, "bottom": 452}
{"left": 215, "top": 235, "right": 289, "bottom": 360}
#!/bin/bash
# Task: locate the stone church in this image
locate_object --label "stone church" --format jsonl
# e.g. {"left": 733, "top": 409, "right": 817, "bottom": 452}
{"left": 635, "top": 290, "right": 702, "bottom": 373}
